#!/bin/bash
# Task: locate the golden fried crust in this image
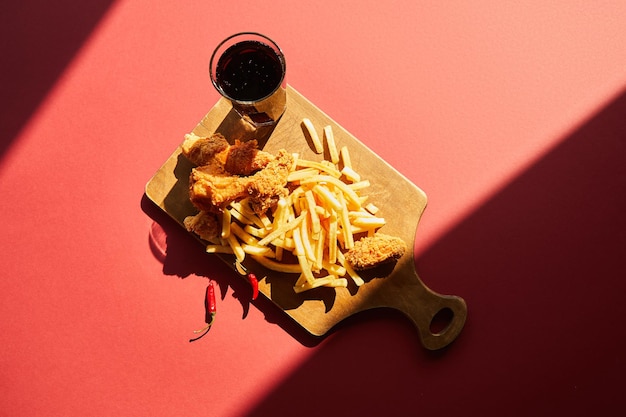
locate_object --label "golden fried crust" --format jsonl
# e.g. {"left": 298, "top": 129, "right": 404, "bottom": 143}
{"left": 345, "top": 233, "right": 407, "bottom": 270}
{"left": 225, "top": 140, "right": 274, "bottom": 175}
{"left": 246, "top": 150, "right": 293, "bottom": 213}
{"left": 181, "top": 134, "right": 274, "bottom": 175}
{"left": 183, "top": 211, "right": 220, "bottom": 242}
{"left": 188, "top": 148, "right": 294, "bottom": 214}
{"left": 189, "top": 162, "right": 247, "bottom": 212}
{"left": 181, "top": 133, "right": 230, "bottom": 166}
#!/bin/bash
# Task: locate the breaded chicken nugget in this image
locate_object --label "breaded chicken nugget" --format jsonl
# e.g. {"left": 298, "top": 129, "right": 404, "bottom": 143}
{"left": 345, "top": 233, "right": 407, "bottom": 270}
{"left": 183, "top": 210, "right": 221, "bottom": 242}
{"left": 181, "top": 132, "right": 229, "bottom": 166}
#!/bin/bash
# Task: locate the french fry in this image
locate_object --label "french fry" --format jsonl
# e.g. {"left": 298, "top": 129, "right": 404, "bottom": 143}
{"left": 271, "top": 198, "right": 288, "bottom": 260}
{"left": 337, "top": 192, "right": 354, "bottom": 249}
{"left": 229, "top": 205, "right": 252, "bottom": 225}
{"left": 206, "top": 245, "right": 234, "bottom": 254}
{"left": 221, "top": 209, "right": 231, "bottom": 238}
{"left": 348, "top": 180, "right": 371, "bottom": 191}
{"left": 312, "top": 184, "right": 342, "bottom": 213}
{"left": 243, "top": 224, "right": 268, "bottom": 238}
{"left": 322, "top": 259, "right": 346, "bottom": 276}
{"left": 337, "top": 250, "right": 364, "bottom": 286}
{"left": 301, "top": 118, "right": 323, "bottom": 154}
{"left": 315, "top": 205, "right": 331, "bottom": 219}
{"left": 341, "top": 166, "right": 361, "bottom": 183}
{"left": 304, "top": 189, "right": 321, "bottom": 239}
{"left": 226, "top": 233, "right": 245, "bottom": 263}
{"left": 348, "top": 225, "right": 379, "bottom": 235}
{"left": 294, "top": 273, "right": 310, "bottom": 288}
{"left": 294, "top": 158, "right": 341, "bottom": 178}
{"left": 234, "top": 261, "right": 247, "bottom": 275}
{"left": 348, "top": 210, "right": 376, "bottom": 219}
{"left": 228, "top": 203, "right": 263, "bottom": 227}
{"left": 365, "top": 202, "right": 380, "bottom": 215}
{"left": 327, "top": 211, "right": 339, "bottom": 264}
{"left": 191, "top": 118, "right": 400, "bottom": 294}
{"left": 297, "top": 254, "right": 315, "bottom": 285}
{"left": 291, "top": 224, "right": 306, "bottom": 257}
{"left": 230, "top": 200, "right": 266, "bottom": 229}
{"left": 242, "top": 244, "right": 275, "bottom": 257}
{"left": 339, "top": 145, "right": 352, "bottom": 169}
{"left": 258, "top": 211, "right": 273, "bottom": 229}
{"left": 272, "top": 198, "right": 288, "bottom": 229}
{"left": 288, "top": 186, "right": 306, "bottom": 214}
{"left": 299, "top": 215, "right": 317, "bottom": 265}
{"left": 314, "top": 228, "right": 326, "bottom": 272}
{"left": 323, "top": 278, "right": 348, "bottom": 288}
{"left": 252, "top": 255, "right": 302, "bottom": 274}
{"left": 351, "top": 216, "right": 386, "bottom": 228}
{"left": 301, "top": 175, "right": 361, "bottom": 210}
{"left": 294, "top": 275, "right": 348, "bottom": 293}
{"left": 287, "top": 167, "right": 320, "bottom": 182}
{"left": 230, "top": 222, "right": 259, "bottom": 245}
{"left": 271, "top": 237, "right": 295, "bottom": 251}
{"left": 323, "top": 125, "right": 339, "bottom": 164}
{"left": 257, "top": 212, "right": 305, "bottom": 247}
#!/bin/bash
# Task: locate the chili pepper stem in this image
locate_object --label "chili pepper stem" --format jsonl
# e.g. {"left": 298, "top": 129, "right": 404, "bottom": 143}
{"left": 193, "top": 313, "right": 216, "bottom": 334}
{"left": 189, "top": 313, "right": 215, "bottom": 342}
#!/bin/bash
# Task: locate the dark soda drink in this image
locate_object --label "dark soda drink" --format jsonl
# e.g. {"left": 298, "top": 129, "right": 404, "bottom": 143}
{"left": 214, "top": 40, "right": 285, "bottom": 102}
{"left": 210, "top": 33, "right": 287, "bottom": 128}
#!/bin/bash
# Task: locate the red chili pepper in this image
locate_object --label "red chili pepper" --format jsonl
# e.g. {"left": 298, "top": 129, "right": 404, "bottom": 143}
{"left": 189, "top": 281, "right": 216, "bottom": 342}
{"left": 205, "top": 281, "right": 217, "bottom": 324}
{"left": 248, "top": 273, "right": 259, "bottom": 301}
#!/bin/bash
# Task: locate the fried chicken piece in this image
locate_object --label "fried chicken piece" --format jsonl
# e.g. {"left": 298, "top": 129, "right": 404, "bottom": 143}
{"left": 181, "top": 133, "right": 273, "bottom": 176}
{"left": 183, "top": 210, "right": 221, "bottom": 242}
{"left": 183, "top": 131, "right": 292, "bottom": 214}
{"left": 189, "top": 161, "right": 246, "bottom": 211}
{"left": 189, "top": 150, "right": 293, "bottom": 214}
{"left": 225, "top": 140, "right": 274, "bottom": 175}
{"left": 245, "top": 149, "right": 293, "bottom": 213}
{"left": 344, "top": 233, "right": 407, "bottom": 270}
{"left": 181, "top": 132, "right": 229, "bottom": 166}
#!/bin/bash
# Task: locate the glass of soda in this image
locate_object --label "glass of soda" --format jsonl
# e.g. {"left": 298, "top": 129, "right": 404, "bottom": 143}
{"left": 210, "top": 32, "right": 287, "bottom": 127}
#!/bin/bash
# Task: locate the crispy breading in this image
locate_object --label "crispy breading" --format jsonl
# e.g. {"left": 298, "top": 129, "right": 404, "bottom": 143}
{"left": 245, "top": 150, "right": 293, "bottom": 213}
{"left": 183, "top": 210, "right": 220, "bottom": 242}
{"left": 189, "top": 149, "right": 293, "bottom": 214}
{"left": 189, "top": 161, "right": 246, "bottom": 212}
{"left": 225, "top": 140, "right": 274, "bottom": 175}
{"left": 181, "top": 133, "right": 274, "bottom": 176}
{"left": 344, "top": 233, "right": 407, "bottom": 270}
{"left": 182, "top": 132, "right": 291, "bottom": 214}
{"left": 181, "top": 132, "right": 229, "bottom": 166}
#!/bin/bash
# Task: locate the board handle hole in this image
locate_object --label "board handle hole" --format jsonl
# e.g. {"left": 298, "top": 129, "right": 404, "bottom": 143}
{"left": 429, "top": 307, "right": 454, "bottom": 335}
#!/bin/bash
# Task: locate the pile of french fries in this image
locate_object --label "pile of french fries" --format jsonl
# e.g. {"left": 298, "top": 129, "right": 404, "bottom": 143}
{"left": 206, "top": 118, "right": 387, "bottom": 293}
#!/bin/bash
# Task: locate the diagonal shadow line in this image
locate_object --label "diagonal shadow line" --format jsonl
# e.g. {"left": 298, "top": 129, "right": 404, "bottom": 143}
{"left": 0, "top": 0, "right": 117, "bottom": 160}
{"left": 241, "top": 89, "right": 626, "bottom": 416}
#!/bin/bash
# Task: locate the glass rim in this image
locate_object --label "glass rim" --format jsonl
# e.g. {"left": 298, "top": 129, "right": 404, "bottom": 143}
{"left": 209, "top": 32, "right": 286, "bottom": 104}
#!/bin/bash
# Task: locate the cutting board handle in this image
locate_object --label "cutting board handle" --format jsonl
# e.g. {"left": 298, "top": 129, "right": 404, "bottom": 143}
{"left": 397, "top": 275, "right": 468, "bottom": 350}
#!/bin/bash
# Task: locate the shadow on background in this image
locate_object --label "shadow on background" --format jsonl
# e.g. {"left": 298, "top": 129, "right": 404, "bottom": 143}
{"left": 0, "top": 1, "right": 116, "bottom": 158}
{"left": 241, "top": 90, "right": 626, "bottom": 416}
{"left": 140, "top": 193, "right": 323, "bottom": 348}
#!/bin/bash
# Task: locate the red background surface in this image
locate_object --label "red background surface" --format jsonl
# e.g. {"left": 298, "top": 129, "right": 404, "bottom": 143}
{"left": 2, "top": 1, "right": 625, "bottom": 416}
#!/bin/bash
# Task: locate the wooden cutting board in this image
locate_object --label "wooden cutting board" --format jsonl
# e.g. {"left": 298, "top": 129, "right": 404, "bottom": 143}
{"left": 145, "top": 85, "right": 467, "bottom": 350}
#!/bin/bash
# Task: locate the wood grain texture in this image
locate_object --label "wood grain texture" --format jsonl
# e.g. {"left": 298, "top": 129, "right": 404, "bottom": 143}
{"left": 145, "top": 86, "right": 467, "bottom": 350}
